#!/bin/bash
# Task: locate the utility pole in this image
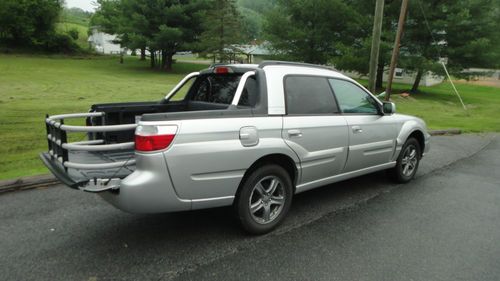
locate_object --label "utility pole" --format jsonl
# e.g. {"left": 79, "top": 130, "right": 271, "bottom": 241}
{"left": 368, "top": 0, "right": 385, "bottom": 94}
{"left": 385, "top": 0, "right": 409, "bottom": 101}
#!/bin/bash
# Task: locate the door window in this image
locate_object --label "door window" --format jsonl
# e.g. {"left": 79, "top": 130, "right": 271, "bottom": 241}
{"left": 284, "top": 76, "right": 338, "bottom": 115}
{"left": 329, "top": 79, "right": 379, "bottom": 114}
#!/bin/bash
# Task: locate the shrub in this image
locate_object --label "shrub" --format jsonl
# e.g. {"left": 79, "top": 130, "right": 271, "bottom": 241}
{"left": 67, "top": 28, "right": 79, "bottom": 40}
{"left": 41, "top": 33, "right": 79, "bottom": 53}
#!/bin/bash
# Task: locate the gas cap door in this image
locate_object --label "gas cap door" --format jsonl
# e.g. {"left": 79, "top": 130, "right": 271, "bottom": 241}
{"left": 239, "top": 126, "right": 259, "bottom": 147}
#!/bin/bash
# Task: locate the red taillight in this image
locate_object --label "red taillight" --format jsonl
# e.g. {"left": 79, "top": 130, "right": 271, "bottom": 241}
{"left": 135, "top": 125, "right": 177, "bottom": 152}
{"left": 214, "top": 66, "right": 231, "bottom": 74}
{"left": 135, "top": 134, "right": 175, "bottom": 152}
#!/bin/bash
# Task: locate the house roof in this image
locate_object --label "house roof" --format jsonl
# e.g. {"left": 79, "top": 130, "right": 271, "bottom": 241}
{"left": 229, "top": 44, "right": 272, "bottom": 56}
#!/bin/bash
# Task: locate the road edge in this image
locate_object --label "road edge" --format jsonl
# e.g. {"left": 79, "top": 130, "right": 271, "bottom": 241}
{"left": 0, "top": 174, "right": 59, "bottom": 194}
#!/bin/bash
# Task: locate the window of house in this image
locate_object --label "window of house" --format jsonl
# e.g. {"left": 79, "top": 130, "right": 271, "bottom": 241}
{"left": 395, "top": 68, "right": 404, "bottom": 78}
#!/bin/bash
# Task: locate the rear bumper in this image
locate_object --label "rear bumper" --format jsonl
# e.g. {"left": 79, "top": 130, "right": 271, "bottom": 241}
{"left": 41, "top": 151, "right": 191, "bottom": 214}
{"left": 98, "top": 152, "right": 191, "bottom": 214}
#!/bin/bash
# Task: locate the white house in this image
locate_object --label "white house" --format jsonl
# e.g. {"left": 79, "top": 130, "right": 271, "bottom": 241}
{"left": 87, "top": 27, "right": 123, "bottom": 55}
{"left": 340, "top": 67, "right": 444, "bottom": 87}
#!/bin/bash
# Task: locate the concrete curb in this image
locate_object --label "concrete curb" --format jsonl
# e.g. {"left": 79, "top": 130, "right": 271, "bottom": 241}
{"left": 0, "top": 174, "right": 59, "bottom": 194}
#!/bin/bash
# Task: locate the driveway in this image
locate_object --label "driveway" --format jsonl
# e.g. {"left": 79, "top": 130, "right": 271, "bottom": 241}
{"left": 0, "top": 134, "right": 498, "bottom": 281}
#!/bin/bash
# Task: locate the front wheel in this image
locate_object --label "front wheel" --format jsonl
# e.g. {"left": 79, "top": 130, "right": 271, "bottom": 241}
{"left": 389, "top": 137, "right": 421, "bottom": 183}
{"left": 235, "top": 165, "right": 293, "bottom": 235}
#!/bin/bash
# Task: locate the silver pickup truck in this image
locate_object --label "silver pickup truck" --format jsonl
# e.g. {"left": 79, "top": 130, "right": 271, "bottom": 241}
{"left": 41, "top": 61, "right": 430, "bottom": 234}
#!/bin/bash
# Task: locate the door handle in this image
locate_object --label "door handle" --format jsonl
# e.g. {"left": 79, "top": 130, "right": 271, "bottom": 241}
{"left": 287, "top": 129, "right": 302, "bottom": 137}
{"left": 352, "top": 126, "right": 363, "bottom": 133}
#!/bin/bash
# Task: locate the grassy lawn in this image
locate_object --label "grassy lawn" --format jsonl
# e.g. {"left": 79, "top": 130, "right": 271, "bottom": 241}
{"left": 56, "top": 22, "right": 89, "bottom": 49}
{"left": 356, "top": 80, "right": 500, "bottom": 132}
{"left": 390, "top": 83, "right": 499, "bottom": 132}
{"left": 0, "top": 54, "right": 208, "bottom": 180}
{"left": 0, "top": 54, "right": 498, "bottom": 180}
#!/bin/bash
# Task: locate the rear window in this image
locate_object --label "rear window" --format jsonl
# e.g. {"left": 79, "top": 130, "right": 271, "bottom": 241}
{"left": 190, "top": 74, "right": 241, "bottom": 105}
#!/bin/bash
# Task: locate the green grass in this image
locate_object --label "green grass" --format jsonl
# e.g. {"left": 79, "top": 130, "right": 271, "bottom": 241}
{"left": 391, "top": 83, "right": 500, "bottom": 132}
{"left": 0, "top": 54, "right": 498, "bottom": 180}
{"left": 56, "top": 22, "right": 89, "bottom": 49}
{"left": 356, "top": 79, "right": 500, "bottom": 132}
{"left": 0, "top": 54, "right": 208, "bottom": 180}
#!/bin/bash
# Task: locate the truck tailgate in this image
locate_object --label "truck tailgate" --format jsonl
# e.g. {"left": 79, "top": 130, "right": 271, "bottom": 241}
{"left": 40, "top": 149, "right": 135, "bottom": 189}
{"left": 42, "top": 111, "right": 137, "bottom": 191}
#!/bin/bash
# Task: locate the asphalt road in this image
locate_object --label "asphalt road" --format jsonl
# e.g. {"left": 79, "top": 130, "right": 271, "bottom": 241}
{"left": 1, "top": 134, "right": 498, "bottom": 281}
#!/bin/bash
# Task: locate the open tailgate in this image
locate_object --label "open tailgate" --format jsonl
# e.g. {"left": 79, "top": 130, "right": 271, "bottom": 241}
{"left": 41, "top": 112, "right": 137, "bottom": 192}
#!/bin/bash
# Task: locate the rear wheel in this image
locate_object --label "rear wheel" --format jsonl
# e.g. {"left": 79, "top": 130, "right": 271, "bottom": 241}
{"left": 235, "top": 165, "right": 293, "bottom": 234}
{"left": 389, "top": 137, "right": 421, "bottom": 183}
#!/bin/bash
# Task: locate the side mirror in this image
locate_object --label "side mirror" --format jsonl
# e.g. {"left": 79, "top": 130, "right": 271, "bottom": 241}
{"left": 382, "top": 102, "right": 396, "bottom": 114}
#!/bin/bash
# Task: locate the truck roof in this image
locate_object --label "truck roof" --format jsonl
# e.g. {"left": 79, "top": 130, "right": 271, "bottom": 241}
{"left": 207, "top": 61, "right": 347, "bottom": 79}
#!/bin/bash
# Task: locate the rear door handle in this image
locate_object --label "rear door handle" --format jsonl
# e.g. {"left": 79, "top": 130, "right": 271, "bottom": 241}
{"left": 287, "top": 129, "right": 302, "bottom": 137}
{"left": 352, "top": 126, "right": 363, "bottom": 133}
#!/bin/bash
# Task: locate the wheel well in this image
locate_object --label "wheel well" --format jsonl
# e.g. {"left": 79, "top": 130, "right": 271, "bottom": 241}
{"left": 236, "top": 154, "right": 298, "bottom": 197}
{"left": 408, "top": 130, "right": 425, "bottom": 156}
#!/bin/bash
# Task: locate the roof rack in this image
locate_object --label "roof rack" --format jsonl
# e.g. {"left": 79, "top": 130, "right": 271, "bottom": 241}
{"left": 258, "top": 60, "right": 337, "bottom": 72}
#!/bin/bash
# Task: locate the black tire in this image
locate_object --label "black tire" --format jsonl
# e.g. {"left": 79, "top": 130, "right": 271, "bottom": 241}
{"left": 388, "top": 137, "right": 421, "bottom": 183}
{"left": 235, "top": 164, "right": 293, "bottom": 235}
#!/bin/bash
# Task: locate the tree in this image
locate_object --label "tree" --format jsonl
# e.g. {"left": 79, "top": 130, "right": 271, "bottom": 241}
{"left": 198, "top": 0, "right": 242, "bottom": 62}
{"left": 330, "top": 0, "right": 499, "bottom": 92}
{"left": 330, "top": 0, "right": 399, "bottom": 90}
{"left": 238, "top": 7, "right": 262, "bottom": 41}
{"left": 92, "top": 0, "right": 207, "bottom": 70}
{"left": 398, "top": 0, "right": 500, "bottom": 91}
{"left": 67, "top": 28, "right": 79, "bottom": 40}
{"left": 0, "top": 0, "right": 66, "bottom": 49}
{"left": 237, "top": 0, "right": 277, "bottom": 40}
{"left": 263, "top": 0, "right": 363, "bottom": 65}
{"left": 238, "top": 0, "right": 276, "bottom": 13}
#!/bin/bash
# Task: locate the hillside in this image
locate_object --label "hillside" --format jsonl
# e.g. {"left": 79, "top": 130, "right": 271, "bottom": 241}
{"left": 237, "top": 0, "right": 277, "bottom": 40}
{"left": 61, "top": 7, "right": 92, "bottom": 26}
{"left": 57, "top": 7, "right": 92, "bottom": 49}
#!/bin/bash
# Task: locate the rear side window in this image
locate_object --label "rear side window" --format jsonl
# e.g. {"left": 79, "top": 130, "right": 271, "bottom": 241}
{"left": 190, "top": 74, "right": 241, "bottom": 104}
{"left": 238, "top": 77, "right": 258, "bottom": 107}
{"left": 328, "top": 79, "right": 379, "bottom": 114}
{"left": 284, "top": 76, "right": 338, "bottom": 115}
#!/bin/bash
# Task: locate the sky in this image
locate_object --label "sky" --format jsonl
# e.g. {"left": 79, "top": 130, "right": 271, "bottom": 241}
{"left": 65, "top": 0, "right": 96, "bottom": 12}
